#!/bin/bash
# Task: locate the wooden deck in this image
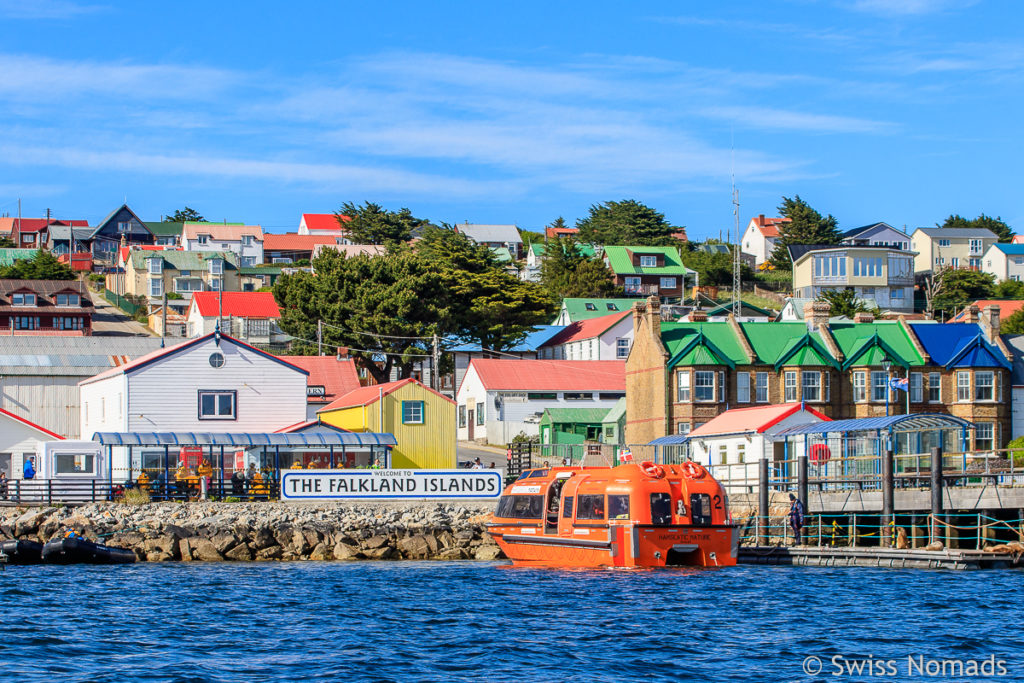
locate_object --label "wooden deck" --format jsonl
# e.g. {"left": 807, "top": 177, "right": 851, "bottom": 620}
{"left": 738, "top": 545, "right": 1024, "bottom": 570}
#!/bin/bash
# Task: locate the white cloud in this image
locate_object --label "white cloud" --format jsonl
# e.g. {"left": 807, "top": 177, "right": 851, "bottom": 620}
{"left": 699, "top": 105, "right": 898, "bottom": 134}
{"left": 0, "top": 0, "right": 106, "bottom": 19}
{"left": 847, "top": 0, "right": 977, "bottom": 15}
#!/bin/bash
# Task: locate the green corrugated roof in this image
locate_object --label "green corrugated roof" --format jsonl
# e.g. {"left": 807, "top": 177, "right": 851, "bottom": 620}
{"left": 240, "top": 266, "right": 284, "bottom": 275}
{"left": 562, "top": 298, "right": 637, "bottom": 322}
{"left": 737, "top": 322, "right": 813, "bottom": 364}
{"left": 603, "top": 245, "right": 696, "bottom": 276}
{"left": 490, "top": 246, "right": 513, "bottom": 262}
{"left": 130, "top": 250, "right": 238, "bottom": 271}
{"left": 677, "top": 344, "right": 726, "bottom": 366}
{"left": 0, "top": 248, "right": 39, "bottom": 267}
{"left": 661, "top": 322, "right": 749, "bottom": 368}
{"left": 530, "top": 243, "right": 597, "bottom": 258}
{"left": 144, "top": 221, "right": 183, "bottom": 236}
{"left": 542, "top": 407, "right": 611, "bottom": 424}
{"left": 828, "top": 322, "right": 924, "bottom": 366}
{"left": 602, "top": 397, "right": 626, "bottom": 424}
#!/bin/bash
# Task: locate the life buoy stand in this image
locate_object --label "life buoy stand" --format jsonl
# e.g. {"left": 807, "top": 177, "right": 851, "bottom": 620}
{"left": 682, "top": 461, "right": 708, "bottom": 479}
{"left": 639, "top": 461, "right": 665, "bottom": 479}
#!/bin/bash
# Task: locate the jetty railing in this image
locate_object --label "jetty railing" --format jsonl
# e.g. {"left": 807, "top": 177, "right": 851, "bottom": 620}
{"left": 0, "top": 477, "right": 281, "bottom": 506}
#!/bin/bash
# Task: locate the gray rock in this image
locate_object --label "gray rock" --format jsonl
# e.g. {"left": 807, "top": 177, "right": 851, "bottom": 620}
{"left": 225, "top": 543, "right": 254, "bottom": 561}
{"left": 333, "top": 542, "right": 361, "bottom": 560}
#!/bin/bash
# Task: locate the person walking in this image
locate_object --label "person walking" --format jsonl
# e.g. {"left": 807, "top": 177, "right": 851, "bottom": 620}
{"left": 789, "top": 493, "right": 805, "bottom": 546}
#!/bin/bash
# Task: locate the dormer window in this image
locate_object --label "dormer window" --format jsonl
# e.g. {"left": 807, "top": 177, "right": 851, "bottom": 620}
{"left": 11, "top": 293, "right": 36, "bottom": 306}
{"left": 147, "top": 258, "right": 163, "bottom": 275}
{"left": 208, "top": 258, "right": 223, "bottom": 275}
{"left": 241, "top": 234, "right": 254, "bottom": 246}
{"left": 198, "top": 234, "right": 210, "bottom": 245}
{"left": 639, "top": 255, "right": 657, "bottom": 267}
{"left": 606, "top": 303, "right": 618, "bottom": 311}
{"left": 585, "top": 303, "right": 597, "bottom": 311}
{"left": 55, "top": 293, "right": 80, "bottom": 307}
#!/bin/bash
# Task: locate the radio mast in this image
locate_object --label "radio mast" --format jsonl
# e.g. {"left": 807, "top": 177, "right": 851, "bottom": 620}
{"left": 731, "top": 174, "right": 741, "bottom": 317}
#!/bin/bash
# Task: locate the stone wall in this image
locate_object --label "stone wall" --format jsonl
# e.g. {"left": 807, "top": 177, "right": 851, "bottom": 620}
{"left": 0, "top": 501, "right": 505, "bottom": 563}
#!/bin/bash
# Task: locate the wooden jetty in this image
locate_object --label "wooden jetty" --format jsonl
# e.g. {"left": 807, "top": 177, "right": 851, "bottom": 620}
{"left": 738, "top": 545, "right": 1024, "bottom": 570}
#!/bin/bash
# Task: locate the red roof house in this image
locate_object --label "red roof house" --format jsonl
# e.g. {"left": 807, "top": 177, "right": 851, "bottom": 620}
{"left": 686, "top": 404, "right": 830, "bottom": 471}
{"left": 299, "top": 213, "right": 351, "bottom": 235}
{"left": 541, "top": 311, "right": 631, "bottom": 360}
{"left": 950, "top": 300, "right": 1024, "bottom": 323}
{"left": 277, "top": 355, "right": 362, "bottom": 418}
{"left": 185, "top": 292, "right": 282, "bottom": 341}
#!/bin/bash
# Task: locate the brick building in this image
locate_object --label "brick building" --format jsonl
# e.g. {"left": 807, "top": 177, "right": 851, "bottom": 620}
{"left": 625, "top": 298, "right": 1012, "bottom": 450}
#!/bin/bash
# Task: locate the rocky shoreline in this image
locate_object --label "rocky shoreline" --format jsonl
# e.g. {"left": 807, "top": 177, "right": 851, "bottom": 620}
{"left": 1, "top": 501, "right": 506, "bottom": 563}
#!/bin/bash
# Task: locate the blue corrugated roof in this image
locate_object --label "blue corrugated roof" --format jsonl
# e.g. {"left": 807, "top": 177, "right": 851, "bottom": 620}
{"left": 774, "top": 414, "right": 974, "bottom": 436}
{"left": 92, "top": 431, "right": 397, "bottom": 446}
{"left": 909, "top": 323, "right": 1009, "bottom": 368}
{"left": 990, "top": 243, "right": 1024, "bottom": 255}
{"left": 648, "top": 434, "right": 691, "bottom": 445}
{"left": 448, "top": 325, "right": 566, "bottom": 352}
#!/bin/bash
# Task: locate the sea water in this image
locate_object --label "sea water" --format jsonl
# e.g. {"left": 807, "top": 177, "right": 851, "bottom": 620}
{"left": 1, "top": 562, "right": 1020, "bottom": 682}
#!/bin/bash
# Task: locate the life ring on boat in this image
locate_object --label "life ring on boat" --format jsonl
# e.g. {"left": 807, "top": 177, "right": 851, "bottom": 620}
{"left": 682, "top": 461, "right": 708, "bottom": 479}
{"left": 639, "top": 461, "right": 665, "bottom": 478}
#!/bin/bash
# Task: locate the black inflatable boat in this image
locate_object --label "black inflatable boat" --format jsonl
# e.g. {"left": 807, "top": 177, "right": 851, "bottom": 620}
{"left": 0, "top": 539, "right": 44, "bottom": 565}
{"left": 41, "top": 537, "right": 136, "bottom": 564}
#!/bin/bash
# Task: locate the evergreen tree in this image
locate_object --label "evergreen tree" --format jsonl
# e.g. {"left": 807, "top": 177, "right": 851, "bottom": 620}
{"left": 168, "top": 207, "right": 205, "bottom": 222}
{"left": 539, "top": 237, "right": 617, "bottom": 298}
{"left": 336, "top": 201, "right": 432, "bottom": 245}
{"left": 939, "top": 213, "right": 1014, "bottom": 243}
{"left": 1002, "top": 307, "right": 1024, "bottom": 335}
{"left": 932, "top": 269, "right": 995, "bottom": 318}
{"left": 0, "top": 250, "right": 76, "bottom": 280}
{"left": 815, "top": 288, "right": 877, "bottom": 318}
{"left": 575, "top": 200, "right": 682, "bottom": 246}
{"left": 768, "top": 195, "right": 841, "bottom": 269}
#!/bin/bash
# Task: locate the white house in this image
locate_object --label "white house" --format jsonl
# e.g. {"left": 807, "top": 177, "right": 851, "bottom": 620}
{"left": 0, "top": 407, "right": 63, "bottom": 481}
{"left": 742, "top": 214, "right": 791, "bottom": 265}
{"left": 685, "top": 403, "right": 829, "bottom": 493}
{"left": 445, "top": 326, "right": 564, "bottom": 398}
{"left": 299, "top": 213, "right": 351, "bottom": 242}
{"left": 982, "top": 243, "right": 1024, "bottom": 283}
{"left": 456, "top": 359, "right": 625, "bottom": 445}
{"left": 78, "top": 333, "right": 308, "bottom": 474}
{"left": 1005, "top": 334, "right": 1024, "bottom": 440}
{"left": 185, "top": 291, "right": 284, "bottom": 344}
{"left": 537, "top": 312, "right": 633, "bottom": 360}
{"left": 841, "top": 222, "right": 911, "bottom": 250}
{"left": 182, "top": 223, "right": 265, "bottom": 268}
{"left": 910, "top": 227, "right": 998, "bottom": 273}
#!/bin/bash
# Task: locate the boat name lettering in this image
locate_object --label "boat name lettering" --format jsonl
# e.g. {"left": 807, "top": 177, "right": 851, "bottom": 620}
{"left": 510, "top": 485, "right": 542, "bottom": 494}
{"left": 658, "top": 533, "right": 712, "bottom": 542}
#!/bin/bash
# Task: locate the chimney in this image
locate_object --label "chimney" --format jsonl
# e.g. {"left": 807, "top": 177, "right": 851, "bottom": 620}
{"left": 758, "top": 214, "right": 765, "bottom": 224}
{"left": 853, "top": 311, "right": 875, "bottom": 324}
{"left": 632, "top": 300, "right": 647, "bottom": 336}
{"left": 964, "top": 304, "right": 980, "bottom": 324}
{"left": 979, "top": 304, "right": 1001, "bottom": 342}
{"left": 690, "top": 309, "right": 708, "bottom": 323}
{"left": 805, "top": 301, "right": 831, "bottom": 332}
{"left": 646, "top": 295, "right": 661, "bottom": 332}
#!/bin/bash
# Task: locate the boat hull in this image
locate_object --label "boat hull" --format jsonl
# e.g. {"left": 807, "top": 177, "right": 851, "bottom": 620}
{"left": 41, "top": 537, "right": 137, "bottom": 565}
{"left": 0, "top": 539, "right": 44, "bottom": 565}
{"left": 489, "top": 523, "right": 739, "bottom": 569}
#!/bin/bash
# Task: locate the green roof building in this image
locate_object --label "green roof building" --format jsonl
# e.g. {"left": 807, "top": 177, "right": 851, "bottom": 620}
{"left": 602, "top": 245, "right": 697, "bottom": 303}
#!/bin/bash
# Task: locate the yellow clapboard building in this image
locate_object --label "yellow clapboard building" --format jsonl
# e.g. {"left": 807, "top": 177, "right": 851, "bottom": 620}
{"left": 317, "top": 378, "right": 456, "bottom": 469}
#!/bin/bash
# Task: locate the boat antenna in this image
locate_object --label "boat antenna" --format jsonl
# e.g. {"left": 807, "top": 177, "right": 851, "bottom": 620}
{"left": 731, "top": 132, "right": 741, "bottom": 318}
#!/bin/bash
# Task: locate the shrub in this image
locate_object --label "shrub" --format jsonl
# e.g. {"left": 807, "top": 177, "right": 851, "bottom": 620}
{"left": 1007, "top": 437, "right": 1024, "bottom": 467}
{"left": 123, "top": 488, "right": 151, "bottom": 505}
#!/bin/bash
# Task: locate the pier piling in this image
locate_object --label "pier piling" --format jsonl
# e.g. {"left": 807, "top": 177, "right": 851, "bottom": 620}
{"left": 758, "top": 458, "right": 769, "bottom": 546}
{"left": 930, "top": 447, "right": 943, "bottom": 544}
{"left": 881, "top": 448, "right": 894, "bottom": 547}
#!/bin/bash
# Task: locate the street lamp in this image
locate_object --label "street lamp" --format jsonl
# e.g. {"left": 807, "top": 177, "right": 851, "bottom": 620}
{"left": 881, "top": 357, "right": 892, "bottom": 417}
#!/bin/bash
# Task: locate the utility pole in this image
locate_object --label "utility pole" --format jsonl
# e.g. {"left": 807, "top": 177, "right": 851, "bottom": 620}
{"left": 161, "top": 291, "right": 168, "bottom": 348}
{"left": 732, "top": 183, "right": 741, "bottom": 317}
{"left": 432, "top": 333, "right": 440, "bottom": 391}
{"left": 317, "top": 320, "right": 323, "bottom": 356}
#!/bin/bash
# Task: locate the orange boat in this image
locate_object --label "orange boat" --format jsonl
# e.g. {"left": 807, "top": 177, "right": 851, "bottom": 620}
{"left": 487, "top": 460, "right": 738, "bottom": 568}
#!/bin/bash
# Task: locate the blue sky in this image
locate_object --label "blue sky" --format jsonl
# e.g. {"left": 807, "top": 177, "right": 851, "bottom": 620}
{"left": 0, "top": 0, "right": 1021, "bottom": 239}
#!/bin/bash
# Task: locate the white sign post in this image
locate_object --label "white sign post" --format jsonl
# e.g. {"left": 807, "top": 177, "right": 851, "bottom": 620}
{"left": 280, "top": 469, "right": 503, "bottom": 501}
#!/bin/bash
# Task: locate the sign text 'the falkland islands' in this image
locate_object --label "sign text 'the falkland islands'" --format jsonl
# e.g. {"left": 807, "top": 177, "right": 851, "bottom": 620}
{"left": 280, "top": 469, "right": 503, "bottom": 501}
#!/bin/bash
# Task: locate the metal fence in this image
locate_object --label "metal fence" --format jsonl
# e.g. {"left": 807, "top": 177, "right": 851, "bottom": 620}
{"left": 104, "top": 288, "right": 141, "bottom": 316}
{"left": 0, "top": 476, "right": 281, "bottom": 506}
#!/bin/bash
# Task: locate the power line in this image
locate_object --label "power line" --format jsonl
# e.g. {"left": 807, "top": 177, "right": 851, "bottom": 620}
{"left": 281, "top": 332, "right": 435, "bottom": 358}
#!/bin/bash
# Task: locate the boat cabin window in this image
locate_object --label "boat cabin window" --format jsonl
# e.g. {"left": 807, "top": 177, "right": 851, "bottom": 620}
{"left": 650, "top": 493, "right": 672, "bottom": 524}
{"left": 528, "top": 469, "right": 549, "bottom": 478}
{"left": 54, "top": 452, "right": 97, "bottom": 475}
{"left": 608, "top": 494, "right": 630, "bottom": 520}
{"left": 562, "top": 497, "right": 573, "bottom": 518}
{"left": 516, "top": 471, "right": 531, "bottom": 481}
{"left": 496, "top": 495, "right": 544, "bottom": 519}
{"left": 576, "top": 494, "right": 605, "bottom": 520}
{"left": 690, "top": 494, "right": 712, "bottom": 526}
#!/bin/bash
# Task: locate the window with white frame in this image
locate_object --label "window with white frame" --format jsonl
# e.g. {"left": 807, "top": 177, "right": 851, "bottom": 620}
{"left": 853, "top": 371, "right": 867, "bottom": 402}
{"left": 755, "top": 372, "right": 769, "bottom": 402}
{"left": 950, "top": 257, "right": 960, "bottom": 268}
{"left": 975, "top": 422, "right": 994, "bottom": 451}
{"left": 624, "top": 276, "right": 641, "bottom": 292}
{"left": 938, "top": 239, "right": 950, "bottom": 247}
{"left": 55, "top": 293, "right": 80, "bottom": 307}
{"left": 208, "top": 258, "right": 223, "bottom": 275}
{"left": 891, "top": 287, "right": 904, "bottom": 300}
{"left": 737, "top": 373, "right": 750, "bottom": 403}
{"left": 718, "top": 444, "right": 728, "bottom": 465}
{"left": 199, "top": 390, "right": 236, "bottom": 419}
{"left": 824, "top": 372, "right": 831, "bottom": 401}
{"left": 957, "top": 371, "right": 970, "bottom": 401}
{"left": 677, "top": 422, "right": 690, "bottom": 435}
{"left": 694, "top": 371, "right": 715, "bottom": 402}
{"left": 149, "top": 278, "right": 163, "bottom": 297}
{"left": 476, "top": 402, "right": 484, "bottom": 425}
{"left": 677, "top": 370, "right": 691, "bottom": 402}
{"left": 458, "top": 405, "right": 467, "bottom": 428}
{"left": 660, "top": 277, "right": 676, "bottom": 289}
{"left": 241, "top": 256, "right": 257, "bottom": 267}
{"left": 639, "top": 255, "right": 657, "bottom": 268}
{"left": 616, "top": 338, "right": 631, "bottom": 359}
{"left": 402, "top": 400, "right": 424, "bottom": 424}
{"left": 910, "top": 372, "right": 923, "bottom": 403}
{"left": 148, "top": 258, "right": 163, "bottom": 275}
{"left": 241, "top": 234, "right": 254, "bottom": 246}
{"left": 802, "top": 371, "right": 821, "bottom": 402}
{"left": 11, "top": 293, "right": 36, "bottom": 306}
{"left": 784, "top": 371, "right": 797, "bottom": 402}
{"left": 198, "top": 234, "right": 210, "bottom": 245}
{"left": 118, "top": 221, "right": 130, "bottom": 233}
{"left": 928, "top": 372, "right": 941, "bottom": 403}
{"left": 736, "top": 443, "right": 745, "bottom": 464}
{"left": 871, "top": 371, "right": 888, "bottom": 402}
{"left": 209, "top": 278, "right": 222, "bottom": 291}
{"left": 975, "top": 371, "right": 994, "bottom": 401}
{"left": 718, "top": 371, "right": 725, "bottom": 402}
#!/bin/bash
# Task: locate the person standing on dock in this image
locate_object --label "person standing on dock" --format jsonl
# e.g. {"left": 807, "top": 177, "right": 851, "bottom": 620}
{"left": 788, "top": 494, "right": 805, "bottom": 546}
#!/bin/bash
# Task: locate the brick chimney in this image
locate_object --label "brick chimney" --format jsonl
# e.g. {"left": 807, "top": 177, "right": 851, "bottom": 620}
{"left": 979, "top": 304, "right": 1001, "bottom": 342}
{"left": 805, "top": 301, "right": 831, "bottom": 332}
{"left": 853, "top": 311, "right": 875, "bottom": 324}
{"left": 690, "top": 309, "right": 708, "bottom": 323}
{"left": 964, "top": 304, "right": 980, "bottom": 324}
{"left": 646, "top": 295, "right": 661, "bottom": 331}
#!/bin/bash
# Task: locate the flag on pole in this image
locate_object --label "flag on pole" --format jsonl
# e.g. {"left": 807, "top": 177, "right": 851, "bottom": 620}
{"left": 889, "top": 377, "right": 909, "bottom": 392}
{"left": 619, "top": 448, "right": 633, "bottom": 463}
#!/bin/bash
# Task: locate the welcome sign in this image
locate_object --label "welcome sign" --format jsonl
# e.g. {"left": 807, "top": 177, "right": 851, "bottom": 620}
{"left": 280, "top": 469, "right": 504, "bottom": 501}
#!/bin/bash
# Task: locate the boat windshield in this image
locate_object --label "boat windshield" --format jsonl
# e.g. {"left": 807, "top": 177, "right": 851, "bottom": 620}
{"left": 650, "top": 493, "right": 672, "bottom": 524}
{"left": 495, "top": 495, "right": 544, "bottom": 519}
